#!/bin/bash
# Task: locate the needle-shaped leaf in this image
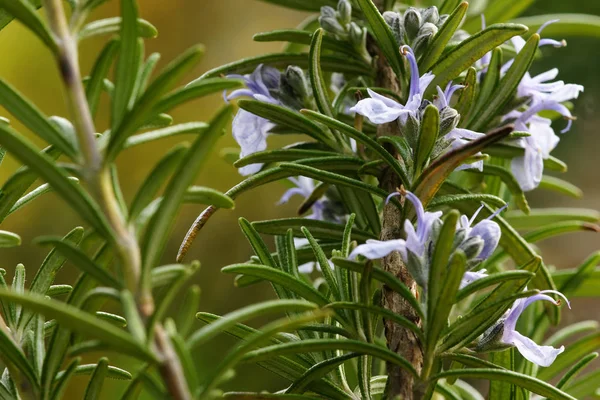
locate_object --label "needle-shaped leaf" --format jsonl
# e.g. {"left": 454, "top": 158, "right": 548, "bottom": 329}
{"left": 83, "top": 357, "right": 109, "bottom": 400}
{"left": 234, "top": 149, "right": 339, "bottom": 168}
{"left": 0, "top": 124, "right": 113, "bottom": 237}
{"left": 141, "top": 106, "right": 231, "bottom": 280}
{"left": 253, "top": 218, "right": 376, "bottom": 242}
{"left": 428, "top": 194, "right": 506, "bottom": 210}
{"left": 0, "top": 80, "right": 77, "bottom": 158}
{"left": 355, "top": 0, "right": 404, "bottom": 79}
{"left": 124, "top": 122, "right": 208, "bottom": 148}
{"left": 78, "top": 17, "right": 157, "bottom": 41}
{"left": 463, "top": 0, "right": 534, "bottom": 31}
{"left": 468, "top": 34, "right": 539, "bottom": 131}
{"left": 456, "top": 270, "right": 535, "bottom": 302}
{"left": 415, "top": 105, "right": 440, "bottom": 177}
{"left": 107, "top": 45, "right": 206, "bottom": 160}
{"left": 0, "top": 230, "right": 20, "bottom": 247}
{"left": 35, "top": 237, "right": 121, "bottom": 288}
{"left": 511, "top": 14, "right": 600, "bottom": 38}
{"left": 254, "top": 29, "right": 356, "bottom": 56}
{"left": 412, "top": 125, "right": 512, "bottom": 208}
{"left": 0, "top": 0, "right": 54, "bottom": 49}
{"left": 254, "top": 0, "right": 337, "bottom": 12}
{"left": 431, "top": 369, "right": 576, "bottom": 400}
{"left": 503, "top": 208, "right": 600, "bottom": 230}
{"left": 188, "top": 300, "right": 318, "bottom": 351}
{"left": 195, "top": 53, "right": 372, "bottom": 82}
{"left": 309, "top": 29, "right": 334, "bottom": 118}
{"left": 86, "top": 39, "right": 119, "bottom": 118}
{"left": 418, "top": 1, "right": 469, "bottom": 72}
{"left": 426, "top": 24, "right": 528, "bottom": 96}
{"left": 539, "top": 176, "right": 583, "bottom": 198}
{"left": 0, "top": 317, "right": 40, "bottom": 394}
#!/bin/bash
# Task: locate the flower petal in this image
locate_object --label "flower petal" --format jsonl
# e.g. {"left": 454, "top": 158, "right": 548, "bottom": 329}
{"left": 350, "top": 98, "right": 406, "bottom": 124}
{"left": 460, "top": 270, "right": 488, "bottom": 289}
{"left": 469, "top": 219, "right": 501, "bottom": 259}
{"left": 507, "top": 330, "right": 564, "bottom": 367}
{"left": 349, "top": 239, "right": 405, "bottom": 260}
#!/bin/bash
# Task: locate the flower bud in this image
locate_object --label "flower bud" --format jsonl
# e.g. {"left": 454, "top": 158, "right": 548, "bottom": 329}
{"left": 459, "top": 236, "right": 485, "bottom": 260}
{"left": 413, "top": 22, "right": 438, "bottom": 55}
{"left": 474, "top": 320, "right": 512, "bottom": 352}
{"left": 403, "top": 7, "right": 422, "bottom": 41}
{"left": 438, "top": 14, "right": 449, "bottom": 27}
{"left": 320, "top": 5, "right": 336, "bottom": 18}
{"left": 337, "top": 0, "right": 352, "bottom": 26}
{"left": 439, "top": 107, "right": 460, "bottom": 136}
{"left": 421, "top": 6, "right": 439, "bottom": 25}
{"left": 383, "top": 11, "right": 405, "bottom": 44}
{"left": 348, "top": 22, "right": 366, "bottom": 49}
{"left": 402, "top": 111, "right": 421, "bottom": 148}
{"left": 319, "top": 16, "right": 347, "bottom": 37}
{"left": 279, "top": 66, "right": 310, "bottom": 109}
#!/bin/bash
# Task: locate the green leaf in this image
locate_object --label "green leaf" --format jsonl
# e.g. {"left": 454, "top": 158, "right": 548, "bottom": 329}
{"left": 107, "top": 44, "right": 206, "bottom": 160}
{"left": 0, "top": 289, "right": 155, "bottom": 362}
{"left": 0, "top": 0, "right": 55, "bottom": 50}
{"left": 128, "top": 144, "right": 187, "bottom": 221}
{"left": 124, "top": 122, "right": 208, "bottom": 149}
{"left": 55, "top": 363, "right": 132, "bottom": 381}
{"left": 456, "top": 68, "right": 477, "bottom": 126}
{"left": 355, "top": 0, "right": 404, "bottom": 79}
{"left": 467, "top": 164, "right": 529, "bottom": 214}
{"left": 46, "top": 285, "right": 73, "bottom": 297}
{"left": 539, "top": 176, "right": 583, "bottom": 198}
{"left": 418, "top": 1, "right": 469, "bottom": 72}
{"left": 253, "top": 218, "right": 375, "bottom": 242}
{"left": 239, "top": 101, "right": 335, "bottom": 147}
{"left": 511, "top": 14, "right": 600, "bottom": 38}
{"left": 557, "top": 352, "right": 598, "bottom": 390}
{"left": 309, "top": 29, "right": 334, "bottom": 120}
{"left": 253, "top": 0, "right": 336, "bottom": 12}
{"left": 0, "top": 124, "right": 113, "bottom": 237}
{"left": 184, "top": 187, "right": 234, "bottom": 209}
{"left": 188, "top": 300, "right": 318, "bottom": 351}
{"left": 141, "top": 106, "right": 231, "bottom": 284}
{"left": 440, "top": 257, "right": 539, "bottom": 351}
{"left": 286, "top": 353, "right": 359, "bottom": 395}
{"left": 302, "top": 96, "right": 410, "bottom": 186}
{"left": 111, "top": 0, "right": 140, "bottom": 130}
{"left": 468, "top": 33, "right": 539, "bottom": 131}
{"left": 415, "top": 105, "right": 440, "bottom": 177}
{"left": 464, "top": 0, "right": 534, "bottom": 31}
{"left": 78, "top": 17, "right": 157, "bottom": 41}
{"left": 195, "top": 53, "right": 372, "bottom": 82}
{"left": 431, "top": 369, "right": 576, "bottom": 400}
{"left": 18, "top": 227, "right": 84, "bottom": 332}
{"left": 222, "top": 264, "right": 330, "bottom": 306}
{"left": 331, "top": 257, "right": 424, "bottom": 319}
{"left": 234, "top": 148, "right": 338, "bottom": 168}
{"left": 0, "top": 80, "right": 77, "bottom": 159}
{"left": 302, "top": 227, "right": 342, "bottom": 301}
{"left": 51, "top": 357, "right": 80, "bottom": 400}
{"left": 86, "top": 39, "right": 119, "bottom": 119}
{"left": 278, "top": 163, "right": 398, "bottom": 205}
{"left": 503, "top": 208, "right": 600, "bottom": 230}
{"left": 428, "top": 194, "right": 506, "bottom": 210}
{"left": 546, "top": 321, "right": 600, "bottom": 348}
{"left": 35, "top": 237, "right": 121, "bottom": 289}
{"left": 0, "top": 318, "right": 40, "bottom": 394}
{"left": 83, "top": 357, "right": 109, "bottom": 400}
{"left": 555, "top": 252, "right": 600, "bottom": 298}
{"left": 564, "top": 369, "right": 600, "bottom": 399}
{"left": 7, "top": 178, "right": 78, "bottom": 217}
{"left": 243, "top": 338, "right": 417, "bottom": 377}
{"left": 413, "top": 125, "right": 512, "bottom": 208}
{"left": 0, "top": 230, "right": 20, "bottom": 247}
{"left": 426, "top": 24, "right": 528, "bottom": 96}
{"left": 470, "top": 47, "right": 502, "bottom": 120}
{"left": 254, "top": 29, "right": 356, "bottom": 56}
{"left": 427, "top": 215, "right": 465, "bottom": 359}
{"left": 456, "top": 270, "right": 535, "bottom": 302}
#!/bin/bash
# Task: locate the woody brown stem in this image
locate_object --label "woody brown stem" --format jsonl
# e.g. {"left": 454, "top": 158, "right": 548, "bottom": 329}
{"left": 371, "top": 2, "right": 424, "bottom": 399}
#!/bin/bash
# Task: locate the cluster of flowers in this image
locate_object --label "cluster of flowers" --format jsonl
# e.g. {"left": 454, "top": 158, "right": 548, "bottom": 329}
{"left": 222, "top": 5, "right": 578, "bottom": 368}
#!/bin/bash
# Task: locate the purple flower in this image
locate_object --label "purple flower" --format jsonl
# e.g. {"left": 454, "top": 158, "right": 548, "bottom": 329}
{"left": 349, "top": 191, "right": 441, "bottom": 261}
{"left": 504, "top": 83, "right": 583, "bottom": 191}
{"left": 501, "top": 290, "right": 570, "bottom": 367}
{"left": 225, "top": 65, "right": 281, "bottom": 175}
{"left": 349, "top": 46, "right": 435, "bottom": 125}
{"left": 278, "top": 177, "right": 325, "bottom": 221}
{"left": 458, "top": 204, "right": 503, "bottom": 260}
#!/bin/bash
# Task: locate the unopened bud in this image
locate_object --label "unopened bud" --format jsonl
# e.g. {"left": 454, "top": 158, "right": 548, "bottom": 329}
{"left": 383, "top": 11, "right": 405, "bottom": 44}
{"left": 337, "top": 0, "right": 352, "bottom": 26}
{"left": 439, "top": 107, "right": 460, "bottom": 136}
{"left": 319, "top": 16, "right": 347, "bottom": 37}
{"left": 403, "top": 8, "right": 422, "bottom": 41}
{"left": 459, "top": 236, "right": 485, "bottom": 260}
{"left": 348, "top": 22, "right": 366, "bottom": 49}
{"left": 279, "top": 66, "right": 310, "bottom": 109}
{"left": 320, "top": 5, "right": 336, "bottom": 18}
{"left": 421, "top": 6, "right": 439, "bottom": 25}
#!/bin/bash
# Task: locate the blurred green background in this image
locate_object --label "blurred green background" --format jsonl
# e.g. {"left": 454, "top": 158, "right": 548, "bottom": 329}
{"left": 0, "top": 0, "right": 598, "bottom": 397}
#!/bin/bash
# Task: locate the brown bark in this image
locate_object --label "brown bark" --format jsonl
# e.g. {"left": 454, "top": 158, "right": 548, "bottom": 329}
{"left": 370, "top": 3, "right": 424, "bottom": 398}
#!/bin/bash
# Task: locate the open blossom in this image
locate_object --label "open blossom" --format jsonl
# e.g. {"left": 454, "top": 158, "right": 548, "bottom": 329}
{"left": 225, "top": 64, "right": 281, "bottom": 176}
{"left": 504, "top": 83, "right": 583, "bottom": 191}
{"left": 501, "top": 291, "right": 571, "bottom": 366}
{"left": 350, "top": 46, "right": 435, "bottom": 124}
{"left": 349, "top": 191, "right": 441, "bottom": 261}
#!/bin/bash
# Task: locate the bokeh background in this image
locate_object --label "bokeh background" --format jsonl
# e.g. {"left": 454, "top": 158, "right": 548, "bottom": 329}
{"left": 0, "top": 0, "right": 598, "bottom": 397}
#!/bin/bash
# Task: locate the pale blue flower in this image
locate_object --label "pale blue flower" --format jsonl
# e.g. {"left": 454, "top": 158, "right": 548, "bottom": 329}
{"left": 225, "top": 65, "right": 281, "bottom": 175}
{"left": 349, "top": 191, "right": 442, "bottom": 261}
{"left": 501, "top": 290, "right": 570, "bottom": 367}
{"left": 349, "top": 46, "right": 435, "bottom": 124}
{"left": 460, "top": 270, "right": 488, "bottom": 289}
{"left": 504, "top": 83, "right": 583, "bottom": 191}
{"left": 458, "top": 204, "right": 504, "bottom": 260}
